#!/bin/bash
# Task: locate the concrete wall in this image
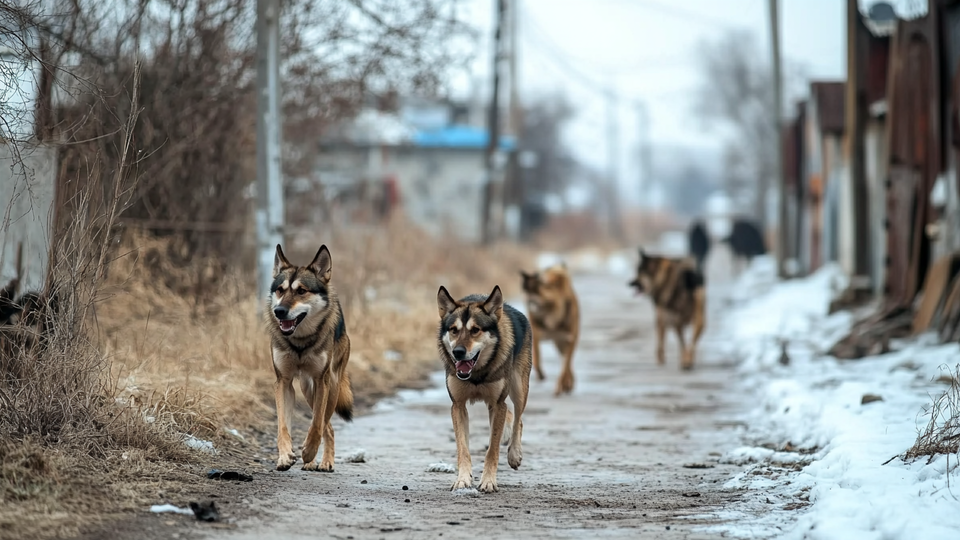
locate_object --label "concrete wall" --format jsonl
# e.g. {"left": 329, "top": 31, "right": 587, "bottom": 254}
{"left": 315, "top": 146, "right": 487, "bottom": 241}
{"left": 0, "top": 143, "right": 57, "bottom": 292}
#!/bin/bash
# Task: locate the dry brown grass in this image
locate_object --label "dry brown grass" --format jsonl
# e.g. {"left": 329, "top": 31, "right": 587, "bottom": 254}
{"left": 0, "top": 212, "right": 535, "bottom": 539}
{"left": 95, "top": 214, "right": 534, "bottom": 440}
{"left": 0, "top": 69, "right": 224, "bottom": 538}
{"left": 905, "top": 365, "right": 960, "bottom": 463}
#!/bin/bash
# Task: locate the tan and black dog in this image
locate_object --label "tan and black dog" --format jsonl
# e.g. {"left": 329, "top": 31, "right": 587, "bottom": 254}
{"left": 436, "top": 285, "right": 533, "bottom": 493}
{"left": 628, "top": 248, "right": 705, "bottom": 370}
{"left": 519, "top": 264, "right": 580, "bottom": 396}
{"left": 266, "top": 244, "right": 354, "bottom": 472}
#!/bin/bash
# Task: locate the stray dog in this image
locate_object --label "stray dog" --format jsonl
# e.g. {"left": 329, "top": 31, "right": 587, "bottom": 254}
{"left": 519, "top": 264, "right": 580, "bottom": 396}
{"left": 436, "top": 285, "right": 532, "bottom": 493}
{"left": 628, "top": 249, "right": 705, "bottom": 370}
{"left": 688, "top": 219, "right": 711, "bottom": 274}
{"left": 266, "top": 244, "right": 354, "bottom": 472}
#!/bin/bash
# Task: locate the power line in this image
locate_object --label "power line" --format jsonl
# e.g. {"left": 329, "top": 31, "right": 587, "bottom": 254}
{"left": 589, "top": 0, "right": 755, "bottom": 28}
{"left": 519, "top": 2, "right": 701, "bottom": 102}
{"left": 520, "top": 7, "right": 614, "bottom": 97}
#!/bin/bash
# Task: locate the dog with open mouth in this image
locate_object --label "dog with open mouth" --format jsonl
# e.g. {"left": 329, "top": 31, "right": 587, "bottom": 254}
{"left": 266, "top": 244, "right": 354, "bottom": 472}
{"left": 436, "top": 284, "right": 533, "bottom": 493}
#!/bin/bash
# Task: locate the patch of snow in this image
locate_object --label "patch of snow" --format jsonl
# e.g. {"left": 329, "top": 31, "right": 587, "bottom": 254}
{"left": 183, "top": 435, "right": 217, "bottom": 455}
{"left": 703, "top": 258, "right": 960, "bottom": 540}
{"left": 605, "top": 250, "right": 635, "bottom": 278}
{"left": 656, "top": 231, "right": 687, "bottom": 257}
{"left": 452, "top": 487, "right": 480, "bottom": 497}
{"left": 344, "top": 449, "right": 367, "bottom": 463}
{"left": 718, "top": 446, "right": 776, "bottom": 466}
{"left": 149, "top": 504, "right": 193, "bottom": 515}
{"left": 425, "top": 461, "right": 456, "bottom": 473}
{"left": 535, "top": 252, "right": 563, "bottom": 270}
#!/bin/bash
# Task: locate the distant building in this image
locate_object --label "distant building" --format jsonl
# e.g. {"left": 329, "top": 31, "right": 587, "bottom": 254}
{"left": 312, "top": 98, "right": 515, "bottom": 241}
{"left": 0, "top": 20, "right": 56, "bottom": 292}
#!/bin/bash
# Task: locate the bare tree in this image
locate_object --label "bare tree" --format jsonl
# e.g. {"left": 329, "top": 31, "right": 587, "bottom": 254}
{"left": 6, "top": 0, "right": 474, "bottom": 280}
{"left": 694, "top": 30, "right": 805, "bottom": 226}
{"left": 518, "top": 93, "right": 577, "bottom": 200}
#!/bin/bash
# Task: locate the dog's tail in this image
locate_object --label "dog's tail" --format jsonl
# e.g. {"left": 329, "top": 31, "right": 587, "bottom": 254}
{"left": 336, "top": 370, "right": 355, "bottom": 422}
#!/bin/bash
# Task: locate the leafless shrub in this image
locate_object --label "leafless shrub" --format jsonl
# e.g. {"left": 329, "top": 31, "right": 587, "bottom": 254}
{"left": 906, "top": 365, "right": 960, "bottom": 462}
{"left": 16, "top": 0, "right": 475, "bottom": 277}
{"left": 0, "top": 63, "right": 202, "bottom": 476}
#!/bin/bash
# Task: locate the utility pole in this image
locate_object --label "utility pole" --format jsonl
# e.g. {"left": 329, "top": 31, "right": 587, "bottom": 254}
{"left": 508, "top": 0, "right": 520, "bottom": 140}
{"left": 503, "top": 0, "right": 521, "bottom": 241}
{"left": 635, "top": 101, "right": 651, "bottom": 207}
{"left": 481, "top": 0, "right": 505, "bottom": 245}
{"left": 605, "top": 83, "right": 624, "bottom": 242}
{"left": 256, "top": 0, "right": 285, "bottom": 307}
{"left": 845, "top": 0, "right": 870, "bottom": 284}
{"left": 769, "top": 0, "right": 787, "bottom": 278}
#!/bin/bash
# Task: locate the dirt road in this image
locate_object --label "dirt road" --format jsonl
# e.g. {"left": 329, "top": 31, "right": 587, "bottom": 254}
{"left": 182, "top": 258, "right": 756, "bottom": 540}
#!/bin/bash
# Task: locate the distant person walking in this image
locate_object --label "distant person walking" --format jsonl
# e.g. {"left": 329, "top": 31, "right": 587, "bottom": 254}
{"left": 687, "top": 219, "right": 710, "bottom": 274}
{"left": 724, "top": 217, "right": 767, "bottom": 272}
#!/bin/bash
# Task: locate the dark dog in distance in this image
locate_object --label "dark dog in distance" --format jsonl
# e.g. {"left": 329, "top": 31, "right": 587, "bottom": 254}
{"left": 687, "top": 220, "right": 710, "bottom": 274}
{"left": 724, "top": 218, "right": 766, "bottom": 272}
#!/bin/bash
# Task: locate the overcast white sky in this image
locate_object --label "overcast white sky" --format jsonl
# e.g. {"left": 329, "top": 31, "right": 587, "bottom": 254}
{"left": 448, "top": 0, "right": 919, "bottom": 205}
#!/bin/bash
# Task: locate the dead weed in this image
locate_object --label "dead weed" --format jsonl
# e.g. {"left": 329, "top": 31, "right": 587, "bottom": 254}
{"left": 905, "top": 365, "right": 960, "bottom": 462}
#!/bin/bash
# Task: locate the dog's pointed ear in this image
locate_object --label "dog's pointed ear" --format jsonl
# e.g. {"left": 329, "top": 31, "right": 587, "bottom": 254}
{"left": 437, "top": 286, "right": 458, "bottom": 318}
{"left": 482, "top": 285, "right": 504, "bottom": 316}
{"left": 519, "top": 270, "right": 533, "bottom": 280}
{"left": 309, "top": 245, "right": 332, "bottom": 282}
{"left": 638, "top": 247, "right": 647, "bottom": 261}
{"left": 274, "top": 244, "right": 292, "bottom": 275}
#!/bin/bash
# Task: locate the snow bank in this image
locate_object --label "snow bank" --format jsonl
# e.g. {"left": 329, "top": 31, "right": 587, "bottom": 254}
{"left": 534, "top": 249, "right": 635, "bottom": 277}
{"left": 710, "top": 258, "right": 960, "bottom": 540}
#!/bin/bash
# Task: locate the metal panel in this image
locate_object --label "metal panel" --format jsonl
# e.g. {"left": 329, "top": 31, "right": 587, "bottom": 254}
{"left": 885, "top": 166, "right": 918, "bottom": 305}
{"left": 883, "top": 11, "right": 941, "bottom": 308}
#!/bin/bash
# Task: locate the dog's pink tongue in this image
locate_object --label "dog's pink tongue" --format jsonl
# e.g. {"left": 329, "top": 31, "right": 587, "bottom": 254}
{"left": 455, "top": 360, "right": 474, "bottom": 375}
{"left": 280, "top": 319, "right": 297, "bottom": 332}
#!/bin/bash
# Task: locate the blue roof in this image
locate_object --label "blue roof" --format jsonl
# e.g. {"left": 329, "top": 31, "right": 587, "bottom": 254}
{"left": 412, "top": 124, "right": 516, "bottom": 150}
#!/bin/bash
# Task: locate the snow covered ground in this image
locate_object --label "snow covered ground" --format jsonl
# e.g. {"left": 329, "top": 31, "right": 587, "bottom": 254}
{"left": 703, "top": 256, "right": 960, "bottom": 540}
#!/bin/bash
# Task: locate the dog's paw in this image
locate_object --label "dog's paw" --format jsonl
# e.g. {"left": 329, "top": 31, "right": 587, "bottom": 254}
{"left": 535, "top": 370, "right": 546, "bottom": 381}
{"left": 318, "top": 459, "right": 335, "bottom": 473}
{"left": 477, "top": 476, "right": 499, "bottom": 493}
{"left": 302, "top": 460, "right": 319, "bottom": 471}
{"left": 276, "top": 452, "right": 297, "bottom": 471}
{"left": 507, "top": 446, "right": 522, "bottom": 470}
{"left": 553, "top": 372, "right": 574, "bottom": 396}
{"left": 451, "top": 476, "right": 473, "bottom": 490}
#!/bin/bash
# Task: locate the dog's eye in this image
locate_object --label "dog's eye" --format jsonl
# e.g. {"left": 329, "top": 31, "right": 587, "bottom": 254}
{"left": 297, "top": 287, "right": 307, "bottom": 295}
{"left": 470, "top": 327, "right": 481, "bottom": 336}
{"left": 449, "top": 327, "right": 459, "bottom": 335}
